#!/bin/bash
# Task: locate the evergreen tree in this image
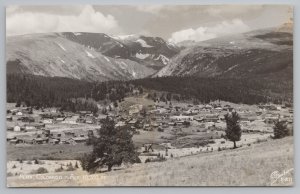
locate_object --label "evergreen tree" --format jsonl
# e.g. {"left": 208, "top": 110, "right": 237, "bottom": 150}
{"left": 224, "top": 112, "right": 242, "bottom": 149}
{"left": 80, "top": 117, "right": 140, "bottom": 173}
{"left": 273, "top": 121, "right": 289, "bottom": 139}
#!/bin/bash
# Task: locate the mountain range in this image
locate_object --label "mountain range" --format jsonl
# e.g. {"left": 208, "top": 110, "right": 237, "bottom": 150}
{"left": 6, "top": 22, "right": 293, "bottom": 82}
{"left": 6, "top": 32, "right": 179, "bottom": 81}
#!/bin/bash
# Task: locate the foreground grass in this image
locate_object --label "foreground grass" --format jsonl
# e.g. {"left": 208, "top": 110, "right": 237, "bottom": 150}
{"left": 7, "top": 137, "right": 293, "bottom": 187}
{"left": 7, "top": 144, "right": 92, "bottom": 160}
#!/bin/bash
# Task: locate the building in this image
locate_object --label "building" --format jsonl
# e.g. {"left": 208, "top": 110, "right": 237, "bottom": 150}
{"left": 32, "top": 137, "right": 48, "bottom": 144}
{"left": 13, "top": 125, "right": 21, "bottom": 132}
{"left": 203, "top": 114, "right": 219, "bottom": 122}
{"left": 85, "top": 116, "right": 96, "bottom": 124}
{"left": 16, "top": 111, "right": 23, "bottom": 116}
{"left": 170, "top": 114, "right": 193, "bottom": 121}
{"left": 42, "top": 119, "right": 53, "bottom": 124}
{"left": 62, "top": 116, "right": 79, "bottom": 124}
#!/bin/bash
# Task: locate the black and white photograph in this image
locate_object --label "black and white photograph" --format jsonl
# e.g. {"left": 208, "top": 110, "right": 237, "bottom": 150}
{"left": 5, "top": 4, "right": 293, "bottom": 187}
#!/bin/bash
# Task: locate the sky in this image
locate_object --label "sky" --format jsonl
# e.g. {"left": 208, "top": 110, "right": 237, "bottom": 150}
{"left": 6, "top": 5, "right": 292, "bottom": 43}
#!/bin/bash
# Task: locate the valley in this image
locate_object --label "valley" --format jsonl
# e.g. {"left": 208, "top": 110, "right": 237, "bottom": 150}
{"left": 6, "top": 19, "right": 294, "bottom": 187}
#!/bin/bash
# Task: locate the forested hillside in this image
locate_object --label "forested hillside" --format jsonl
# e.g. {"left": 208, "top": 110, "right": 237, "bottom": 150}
{"left": 7, "top": 74, "right": 292, "bottom": 110}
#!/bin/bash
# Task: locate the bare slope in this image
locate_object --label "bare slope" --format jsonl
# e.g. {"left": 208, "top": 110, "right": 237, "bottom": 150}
{"left": 156, "top": 28, "right": 293, "bottom": 79}
{"left": 6, "top": 33, "right": 155, "bottom": 81}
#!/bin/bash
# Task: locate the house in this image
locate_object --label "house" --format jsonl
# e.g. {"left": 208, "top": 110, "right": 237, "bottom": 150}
{"left": 239, "top": 113, "right": 257, "bottom": 122}
{"left": 78, "top": 111, "right": 92, "bottom": 117}
{"left": 25, "top": 125, "right": 36, "bottom": 131}
{"left": 68, "top": 136, "right": 88, "bottom": 144}
{"left": 64, "top": 131, "right": 76, "bottom": 137}
{"left": 32, "top": 137, "right": 48, "bottom": 144}
{"left": 129, "top": 105, "right": 143, "bottom": 116}
{"left": 49, "top": 138, "right": 60, "bottom": 144}
{"left": 161, "top": 123, "right": 169, "bottom": 128}
{"left": 204, "top": 105, "right": 213, "bottom": 110}
{"left": 13, "top": 125, "right": 21, "bottom": 132}
{"left": 168, "top": 122, "right": 175, "bottom": 126}
{"left": 115, "top": 121, "right": 126, "bottom": 127}
{"left": 24, "top": 123, "right": 45, "bottom": 131}
{"left": 151, "top": 123, "right": 159, "bottom": 128}
{"left": 62, "top": 116, "right": 79, "bottom": 124}
{"left": 6, "top": 116, "right": 13, "bottom": 121}
{"left": 56, "top": 117, "right": 65, "bottom": 122}
{"left": 264, "top": 117, "right": 279, "bottom": 124}
{"left": 215, "top": 107, "right": 223, "bottom": 111}
{"left": 128, "top": 119, "right": 138, "bottom": 125}
{"left": 16, "top": 111, "right": 23, "bottom": 116}
{"left": 170, "top": 114, "right": 193, "bottom": 121}
{"left": 42, "top": 119, "right": 53, "bottom": 124}
{"left": 76, "top": 117, "right": 86, "bottom": 123}
{"left": 203, "top": 114, "right": 219, "bottom": 122}
{"left": 50, "top": 132, "right": 64, "bottom": 139}
{"left": 85, "top": 116, "right": 96, "bottom": 124}
{"left": 194, "top": 115, "right": 204, "bottom": 122}
{"left": 143, "top": 124, "right": 151, "bottom": 130}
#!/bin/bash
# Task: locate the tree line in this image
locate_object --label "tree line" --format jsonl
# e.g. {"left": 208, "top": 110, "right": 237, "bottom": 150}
{"left": 7, "top": 74, "right": 292, "bottom": 111}
{"left": 130, "top": 76, "right": 292, "bottom": 105}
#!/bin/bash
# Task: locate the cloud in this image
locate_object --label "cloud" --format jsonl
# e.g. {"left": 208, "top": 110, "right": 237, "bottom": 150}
{"left": 169, "top": 19, "right": 250, "bottom": 43}
{"left": 205, "top": 5, "right": 264, "bottom": 17}
{"left": 135, "top": 5, "right": 165, "bottom": 14}
{"left": 6, "top": 5, "right": 120, "bottom": 36}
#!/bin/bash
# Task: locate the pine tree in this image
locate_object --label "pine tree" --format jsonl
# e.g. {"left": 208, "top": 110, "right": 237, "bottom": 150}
{"left": 273, "top": 121, "right": 289, "bottom": 139}
{"left": 80, "top": 117, "right": 140, "bottom": 173}
{"left": 224, "top": 112, "right": 242, "bottom": 149}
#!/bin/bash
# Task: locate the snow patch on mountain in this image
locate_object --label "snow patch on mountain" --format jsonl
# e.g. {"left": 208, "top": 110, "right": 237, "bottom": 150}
{"left": 136, "top": 53, "right": 150, "bottom": 59}
{"left": 113, "top": 34, "right": 137, "bottom": 40}
{"left": 225, "top": 64, "right": 239, "bottom": 73}
{"left": 132, "top": 70, "right": 137, "bottom": 78}
{"left": 118, "top": 61, "right": 127, "bottom": 69}
{"left": 85, "top": 50, "right": 95, "bottom": 58}
{"left": 155, "top": 54, "right": 170, "bottom": 65}
{"left": 104, "top": 56, "right": 110, "bottom": 62}
{"left": 57, "top": 43, "right": 66, "bottom": 51}
{"left": 73, "top": 32, "right": 82, "bottom": 36}
{"left": 135, "top": 39, "right": 153, "bottom": 48}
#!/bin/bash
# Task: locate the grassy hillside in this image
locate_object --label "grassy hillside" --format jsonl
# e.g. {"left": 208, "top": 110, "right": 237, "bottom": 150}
{"left": 7, "top": 137, "right": 293, "bottom": 187}
{"left": 6, "top": 33, "right": 155, "bottom": 81}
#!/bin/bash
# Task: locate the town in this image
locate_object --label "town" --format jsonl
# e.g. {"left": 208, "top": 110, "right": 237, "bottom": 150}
{"left": 7, "top": 90, "right": 293, "bottom": 165}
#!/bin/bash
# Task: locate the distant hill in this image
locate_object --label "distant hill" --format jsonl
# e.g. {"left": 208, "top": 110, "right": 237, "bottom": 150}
{"left": 6, "top": 33, "right": 156, "bottom": 81}
{"left": 156, "top": 27, "right": 293, "bottom": 80}
{"left": 61, "top": 32, "right": 180, "bottom": 70}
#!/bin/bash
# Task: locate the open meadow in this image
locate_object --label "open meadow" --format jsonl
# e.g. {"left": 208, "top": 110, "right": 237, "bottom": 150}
{"left": 7, "top": 137, "right": 293, "bottom": 187}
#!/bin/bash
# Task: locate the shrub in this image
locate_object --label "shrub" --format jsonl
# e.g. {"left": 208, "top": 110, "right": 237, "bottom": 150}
{"left": 145, "top": 155, "right": 166, "bottom": 163}
{"left": 32, "top": 167, "right": 48, "bottom": 174}
{"left": 273, "top": 121, "right": 291, "bottom": 139}
{"left": 66, "top": 165, "right": 76, "bottom": 171}
{"left": 55, "top": 167, "right": 64, "bottom": 172}
{"left": 7, "top": 172, "right": 13, "bottom": 177}
{"left": 145, "top": 158, "right": 151, "bottom": 163}
{"left": 17, "top": 159, "right": 23, "bottom": 163}
{"left": 157, "top": 128, "right": 164, "bottom": 132}
{"left": 12, "top": 164, "right": 17, "bottom": 169}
